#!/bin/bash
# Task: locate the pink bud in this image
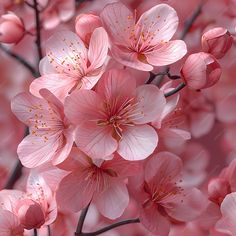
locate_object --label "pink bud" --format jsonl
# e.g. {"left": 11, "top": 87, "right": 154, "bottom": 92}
{"left": 208, "top": 178, "right": 231, "bottom": 204}
{"left": 202, "top": 27, "right": 233, "bottom": 59}
{"left": 15, "top": 199, "right": 45, "bottom": 230}
{"left": 75, "top": 13, "right": 102, "bottom": 46}
{"left": 0, "top": 12, "right": 25, "bottom": 44}
{"left": 181, "top": 52, "right": 221, "bottom": 90}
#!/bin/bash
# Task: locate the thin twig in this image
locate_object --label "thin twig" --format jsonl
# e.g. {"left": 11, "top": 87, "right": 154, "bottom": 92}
{"left": 0, "top": 44, "right": 38, "bottom": 77}
{"left": 77, "top": 218, "right": 140, "bottom": 236}
{"left": 164, "top": 82, "right": 186, "bottom": 97}
{"left": 34, "top": 229, "right": 37, "bottom": 236}
{"left": 75, "top": 203, "right": 90, "bottom": 235}
{"left": 33, "top": 0, "right": 43, "bottom": 63}
{"left": 47, "top": 225, "right": 51, "bottom": 236}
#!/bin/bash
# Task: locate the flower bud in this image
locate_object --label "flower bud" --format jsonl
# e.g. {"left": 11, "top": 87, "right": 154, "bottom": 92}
{"left": 208, "top": 178, "right": 231, "bottom": 204}
{"left": 15, "top": 199, "right": 45, "bottom": 230}
{"left": 0, "top": 12, "right": 25, "bottom": 44}
{"left": 202, "top": 27, "right": 233, "bottom": 59}
{"left": 75, "top": 13, "right": 102, "bottom": 46}
{"left": 181, "top": 52, "right": 221, "bottom": 90}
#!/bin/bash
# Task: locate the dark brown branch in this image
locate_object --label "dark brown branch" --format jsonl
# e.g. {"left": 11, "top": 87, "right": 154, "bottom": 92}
{"left": 0, "top": 44, "right": 38, "bottom": 77}
{"left": 76, "top": 218, "right": 140, "bottom": 236}
{"left": 75, "top": 203, "right": 90, "bottom": 235}
{"left": 33, "top": 0, "right": 43, "bottom": 63}
{"left": 164, "top": 82, "right": 186, "bottom": 97}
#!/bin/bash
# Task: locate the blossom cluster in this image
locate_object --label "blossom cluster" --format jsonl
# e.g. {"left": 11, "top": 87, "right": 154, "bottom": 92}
{"left": 0, "top": 0, "right": 236, "bottom": 235}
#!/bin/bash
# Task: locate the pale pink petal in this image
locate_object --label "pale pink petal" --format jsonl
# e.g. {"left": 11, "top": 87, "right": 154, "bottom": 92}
{"left": 88, "top": 27, "right": 109, "bottom": 69}
{"left": 30, "top": 74, "right": 77, "bottom": 102}
{"left": 94, "top": 180, "right": 129, "bottom": 219}
{"left": 136, "top": 4, "right": 179, "bottom": 44}
{"left": 75, "top": 121, "right": 118, "bottom": 159}
{"left": 80, "top": 66, "right": 106, "bottom": 90}
{"left": 39, "top": 56, "right": 56, "bottom": 75}
{"left": 165, "top": 188, "right": 207, "bottom": 222}
{"left": 117, "top": 125, "right": 158, "bottom": 161}
{"left": 145, "top": 151, "right": 183, "bottom": 183}
{"left": 140, "top": 203, "right": 170, "bottom": 236}
{"left": 111, "top": 45, "right": 154, "bottom": 71}
{"left": 65, "top": 90, "right": 104, "bottom": 125}
{"left": 46, "top": 31, "right": 87, "bottom": 75}
{"left": 216, "top": 192, "right": 236, "bottom": 235}
{"left": 145, "top": 40, "right": 187, "bottom": 66}
{"left": 96, "top": 69, "right": 136, "bottom": 101}
{"left": 17, "top": 132, "right": 60, "bottom": 168}
{"left": 100, "top": 2, "right": 135, "bottom": 45}
{"left": 190, "top": 111, "right": 215, "bottom": 138}
{"left": 56, "top": 171, "right": 94, "bottom": 212}
{"left": 134, "top": 85, "right": 166, "bottom": 124}
{"left": 0, "top": 209, "right": 24, "bottom": 236}
{"left": 103, "top": 154, "right": 142, "bottom": 177}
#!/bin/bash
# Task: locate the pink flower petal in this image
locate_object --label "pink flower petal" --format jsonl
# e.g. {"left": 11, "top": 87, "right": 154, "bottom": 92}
{"left": 17, "top": 132, "right": 60, "bottom": 168}
{"left": 111, "top": 45, "right": 154, "bottom": 71}
{"left": 117, "top": 125, "right": 158, "bottom": 161}
{"left": 56, "top": 170, "right": 94, "bottom": 212}
{"left": 145, "top": 151, "right": 183, "bottom": 183}
{"left": 65, "top": 89, "right": 104, "bottom": 125}
{"left": 216, "top": 192, "right": 236, "bottom": 235}
{"left": 0, "top": 209, "right": 24, "bottom": 236}
{"left": 94, "top": 180, "right": 129, "bottom": 219}
{"left": 145, "top": 40, "right": 187, "bottom": 66}
{"left": 96, "top": 69, "right": 136, "bottom": 101}
{"left": 45, "top": 31, "right": 87, "bottom": 75}
{"left": 139, "top": 202, "right": 171, "bottom": 236}
{"left": 100, "top": 2, "right": 135, "bottom": 45}
{"left": 136, "top": 4, "right": 179, "bottom": 44}
{"left": 134, "top": 85, "right": 166, "bottom": 124}
{"left": 88, "top": 27, "right": 109, "bottom": 69}
{"left": 165, "top": 188, "right": 207, "bottom": 222}
{"left": 30, "top": 74, "right": 77, "bottom": 102}
{"left": 75, "top": 121, "right": 118, "bottom": 159}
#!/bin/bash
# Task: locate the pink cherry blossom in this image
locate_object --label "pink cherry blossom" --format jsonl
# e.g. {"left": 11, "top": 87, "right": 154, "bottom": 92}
{"left": 129, "top": 151, "right": 206, "bottom": 236}
{"left": 0, "top": 12, "right": 25, "bottom": 44}
{"left": 11, "top": 89, "right": 74, "bottom": 168}
{"left": 181, "top": 52, "right": 222, "bottom": 90}
{"left": 65, "top": 69, "right": 166, "bottom": 160}
{"left": 202, "top": 27, "right": 233, "bottom": 59}
{"left": 75, "top": 13, "right": 102, "bottom": 46}
{"left": 56, "top": 147, "right": 141, "bottom": 219}
{"left": 40, "top": 0, "right": 75, "bottom": 30}
{"left": 30, "top": 27, "right": 109, "bottom": 101}
{"left": 100, "top": 2, "right": 187, "bottom": 71}
{"left": 0, "top": 172, "right": 57, "bottom": 232}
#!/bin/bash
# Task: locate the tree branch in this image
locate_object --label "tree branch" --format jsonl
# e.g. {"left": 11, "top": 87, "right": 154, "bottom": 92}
{"left": 0, "top": 44, "right": 38, "bottom": 77}
{"left": 75, "top": 203, "right": 90, "bottom": 235}
{"left": 33, "top": 0, "right": 43, "bottom": 63}
{"left": 76, "top": 218, "right": 140, "bottom": 236}
{"left": 164, "top": 82, "right": 186, "bottom": 97}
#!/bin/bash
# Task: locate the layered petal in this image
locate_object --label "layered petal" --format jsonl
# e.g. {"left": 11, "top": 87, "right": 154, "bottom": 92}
{"left": 30, "top": 74, "right": 77, "bottom": 102}
{"left": 117, "top": 125, "right": 158, "bottom": 161}
{"left": 65, "top": 89, "right": 104, "bottom": 125}
{"left": 75, "top": 121, "right": 118, "bottom": 159}
{"left": 140, "top": 203, "right": 171, "bottom": 236}
{"left": 94, "top": 180, "right": 129, "bottom": 219}
{"left": 100, "top": 2, "right": 135, "bottom": 45}
{"left": 145, "top": 40, "right": 187, "bottom": 66}
{"left": 88, "top": 27, "right": 109, "bottom": 70}
{"left": 136, "top": 4, "right": 179, "bottom": 45}
{"left": 56, "top": 171, "right": 94, "bottom": 212}
{"left": 134, "top": 85, "right": 166, "bottom": 124}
